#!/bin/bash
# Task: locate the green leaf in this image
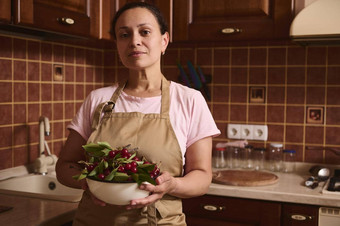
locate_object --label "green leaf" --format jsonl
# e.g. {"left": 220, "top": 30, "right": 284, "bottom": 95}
{"left": 114, "top": 172, "right": 129, "bottom": 182}
{"left": 104, "top": 170, "right": 116, "bottom": 181}
{"left": 101, "top": 148, "right": 111, "bottom": 156}
{"left": 82, "top": 143, "right": 103, "bottom": 152}
{"left": 136, "top": 173, "right": 156, "bottom": 185}
{"left": 97, "top": 142, "right": 112, "bottom": 150}
{"left": 72, "top": 173, "right": 87, "bottom": 180}
{"left": 138, "top": 164, "right": 155, "bottom": 173}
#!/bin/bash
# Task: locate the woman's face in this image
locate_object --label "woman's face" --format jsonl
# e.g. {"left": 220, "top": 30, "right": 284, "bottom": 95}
{"left": 115, "top": 7, "right": 169, "bottom": 71}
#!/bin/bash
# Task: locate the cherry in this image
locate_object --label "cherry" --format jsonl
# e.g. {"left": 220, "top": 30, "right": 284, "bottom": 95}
{"left": 86, "top": 164, "right": 95, "bottom": 172}
{"left": 108, "top": 150, "right": 116, "bottom": 158}
{"left": 121, "top": 148, "right": 129, "bottom": 156}
{"left": 132, "top": 156, "right": 140, "bottom": 161}
{"left": 130, "top": 166, "right": 138, "bottom": 173}
{"left": 98, "top": 173, "right": 105, "bottom": 180}
{"left": 118, "top": 165, "right": 125, "bottom": 172}
{"left": 131, "top": 161, "right": 137, "bottom": 168}
{"left": 104, "top": 168, "right": 111, "bottom": 176}
{"left": 125, "top": 163, "right": 132, "bottom": 170}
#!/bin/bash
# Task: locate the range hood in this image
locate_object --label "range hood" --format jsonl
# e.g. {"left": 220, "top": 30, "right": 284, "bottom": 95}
{"left": 290, "top": 0, "right": 340, "bottom": 45}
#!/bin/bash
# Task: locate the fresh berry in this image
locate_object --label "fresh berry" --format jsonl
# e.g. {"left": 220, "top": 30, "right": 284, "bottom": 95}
{"left": 125, "top": 163, "right": 132, "bottom": 170}
{"left": 104, "top": 168, "right": 111, "bottom": 176}
{"left": 118, "top": 165, "right": 125, "bottom": 172}
{"left": 86, "top": 165, "right": 95, "bottom": 172}
{"left": 130, "top": 166, "right": 138, "bottom": 173}
{"left": 98, "top": 173, "right": 105, "bottom": 180}
{"left": 108, "top": 150, "right": 116, "bottom": 158}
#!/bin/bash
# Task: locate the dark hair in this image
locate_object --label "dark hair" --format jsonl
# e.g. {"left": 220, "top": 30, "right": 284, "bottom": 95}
{"left": 110, "top": 2, "right": 168, "bottom": 39}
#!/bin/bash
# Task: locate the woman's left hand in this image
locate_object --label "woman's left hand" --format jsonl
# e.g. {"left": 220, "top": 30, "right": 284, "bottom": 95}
{"left": 126, "top": 171, "right": 176, "bottom": 210}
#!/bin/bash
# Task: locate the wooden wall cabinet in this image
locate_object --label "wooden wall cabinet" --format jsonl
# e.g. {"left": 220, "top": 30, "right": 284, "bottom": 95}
{"left": 183, "top": 195, "right": 319, "bottom": 226}
{"left": 0, "top": 0, "right": 11, "bottom": 23}
{"left": 173, "top": 0, "right": 294, "bottom": 42}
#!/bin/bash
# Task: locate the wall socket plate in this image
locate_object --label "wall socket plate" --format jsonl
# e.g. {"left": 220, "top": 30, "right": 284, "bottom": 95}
{"left": 227, "top": 124, "right": 268, "bottom": 141}
{"left": 227, "top": 124, "right": 241, "bottom": 139}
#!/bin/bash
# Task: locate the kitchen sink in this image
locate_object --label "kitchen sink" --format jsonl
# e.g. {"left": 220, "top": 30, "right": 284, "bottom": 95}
{"left": 0, "top": 173, "right": 83, "bottom": 202}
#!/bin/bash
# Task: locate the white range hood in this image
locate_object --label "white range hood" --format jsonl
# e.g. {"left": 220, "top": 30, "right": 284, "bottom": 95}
{"left": 290, "top": 0, "right": 340, "bottom": 45}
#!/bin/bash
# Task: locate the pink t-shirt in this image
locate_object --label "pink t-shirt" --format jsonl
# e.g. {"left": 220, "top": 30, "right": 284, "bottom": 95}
{"left": 68, "top": 81, "right": 221, "bottom": 163}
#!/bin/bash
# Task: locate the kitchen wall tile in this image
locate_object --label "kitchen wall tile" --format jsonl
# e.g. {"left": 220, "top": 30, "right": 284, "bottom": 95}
{"left": 75, "top": 48, "right": 85, "bottom": 65}
{"left": 268, "top": 67, "right": 285, "bottom": 84}
{"left": 86, "top": 49, "right": 94, "bottom": 66}
{"left": 287, "top": 67, "right": 305, "bottom": 84}
{"left": 53, "top": 103, "right": 63, "bottom": 120}
{"left": 53, "top": 44, "right": 64, "bottom": 63}
{"left": 41, "top": 43, "right": 52, "bottom": 61}
{"left": 94, "top": 67, "right": 104, "bottom": 83}
{"left": 230, "top": 86, "right": 247, "bottom": 103}
{"left": 327, "top": 66, "right": 340, "bottom": 85}
{"left": 28, "top": 104, "right": 39, "bottom": 123}
{"left": 13, "top": 82, "right": 26, "bottom": 102}
{"left": 0, "top": 82, "right": 12, "bottom": 102}
{"left": 41, "top": 83, "right": 52, "bottom": 101}
{"left": 13, "top": 38, "right": 26, "bottom": 59}
{"left": 13, "top": 61, "right": 26, "bottom": 80}
{"left": 215, "top": 122, "right": 227, "bottom": 139}
{"left": 267, "top": 86, "right": 285, "bottom": 103}
{"left": 28, "top": 62, "right": 39, "bottom": 81}
{"left": 307, "top": 67, "right": 326, "bottom": 84}
{"left": 287, "top": 47, "right": 305, "bottom": 65}
{"left": 326, "top": 127, "right": 340, "bottom": 145}
{"left": 76, "top": 84, "right": 85, "bottom": 100}
{"left": 268, "top": 47, "right": 286, "bottom": 65}
{"left": 328, "top": 47, "right": 340, "bottom": 65}
{"left": 213, "top": 85, "right": 229, "bottom": 102}
{"left": 230, "top": 68, "right": 247, "bottom": 84}
{"left": 249, "top": 67, "right": 266, "bottom": 84}
{"left": 65, "top": 103, "right": 75, "bottom": 120}
{"left": 65, "top": 46, "right": 75, "bottom": 64}
{"left": 0, "top": 36, "right": 12, "bottom": 58}
{"left": 13, "top": 125, "right": 27, "bottom": 146}
{"left": 285, "top": 125, "right": 304, "bottom": 143}
{"left": 0, "top": 149, "right": 12, "bottom": 169}
{"left": 305, "top": 148, "right": 323, "bottom": 163}
{"left": 213, "top": 67, "right": 229, "bottom": 84}
{"left": 229, "top": 105, "right": 246, "bottom": 122}
{"left": 28, "top": 124, "right": 39, "bottom": 144}
{"left": 267, "top": 106, "right": 284, "bottom": 123}
{"left": 0, "top": 104, "right": 12, "bottom": 125}
{"left": 0, "top": 127, "right": 12, "bottom": 148}
{"left": 326, "top": 107, "right": 340, "bottom": 125}
{"left": 13, "top": 104, "right": 26, "bottom": 124}
{"left": 306, "top": 86, "right": 325, "bottom": 105}
{"left": 212, "top": 104, "right": 228, "bottom": 121}
{"left": 305, "top": 126, "right": 324, "bottom": 144}
{"left": 307, "top": 47, "right": 326, "bottom": 65}
{"left": 65, "top": 65, "right": 75, "bottom": 82}
{"left": 249, "top": 48, "right": 266, "bottom": 66}
{"left": 52, "top": 122, "right": 64, "bottom": 140}
{"left": 13, "top": 146, "right": 28, "bottom": 167}
{"left": 284, "top": 144, "right": 303, "bottom": 162}
{"left": 197, "top": 48, "right": 212, "bottom": 65}
{"left": 53, "top": 84, "right": 63, "bottom": 101}
{"left": 41, "top": 103, "right": 52, "bottom": 120}
{"left": 327, "top": 87, "right": 340, "bottom": 105}
{"left": 248, "top": 105, "right": 265, "bottom": 122}
{"left": 0, "top": 59, "right": 12, "bottom": 80}
{"left": 41, "top": 63, "right": 52, "bottom": 81}
{"left": 267, "top": 125, "right": 284, "bottom": 142}
{"left": 94, "top": 50, "right": 103, "bottom": 66}
{"left": 86, "top": 67, "right": 94, "bottom": 83}
{"left": 28, "top": 83, "right": 39, "bottom": 102}
{"left": 325, "top": 151, "right": 340, "bottom": 165}
{"left": 76, "top": 66, "right": 85, "bottom": 82}
{"left": 231, "top": 48, "right": 248, "bottom": 66}
{"left": 214, "top": 48, "right": 230, "bottom": 65}
{"left": 286, "top": 106, "right": 304, "bottom": 124}
{"left": 286, "top": 87, "right": 305, "bottom": 104}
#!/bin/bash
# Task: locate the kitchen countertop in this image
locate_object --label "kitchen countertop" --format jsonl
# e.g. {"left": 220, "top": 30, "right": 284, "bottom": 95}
{"left": 209, "top": 163, "right": 340, "bottom": 207}
{"left": 0, "top": 194, "right": 79, "bottom": 226}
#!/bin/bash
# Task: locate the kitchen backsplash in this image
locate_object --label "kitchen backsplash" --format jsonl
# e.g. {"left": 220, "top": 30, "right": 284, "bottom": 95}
{"left": 0, "top": 34, "right": 339, "bottom": 169}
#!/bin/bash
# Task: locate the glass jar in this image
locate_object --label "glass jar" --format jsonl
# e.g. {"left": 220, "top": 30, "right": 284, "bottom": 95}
{"left": 268, "top": 143, "right": 283, "bottom": 172}
{"left": 252, "top": 148, "right": 266, "bottom": 170}
{"left": 231, "top": 147, "right": 241, "bottom": 168}
{"left": 282, "top": 149, "right": 296, "bottom": 173}
{"left": 241, "top": 145, "right": 253, "bottom": 169}
{"left": 212, "top": 147, "right": 227, "bottom": 168}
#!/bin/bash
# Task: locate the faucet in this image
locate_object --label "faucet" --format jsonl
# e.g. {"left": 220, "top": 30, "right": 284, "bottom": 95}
{"left": 34, "top": 116, "right": 58, "bottom": 175}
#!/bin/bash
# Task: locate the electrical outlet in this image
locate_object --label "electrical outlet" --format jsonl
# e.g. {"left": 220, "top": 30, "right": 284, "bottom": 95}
{"left": 241, "top": 125, "right": 253, "bottom": 140}
{"left": 253, "top": 125, "right": 268, "bottom": 141}
{"left": 227, "top": 124, "right": 241, "bottom": 139}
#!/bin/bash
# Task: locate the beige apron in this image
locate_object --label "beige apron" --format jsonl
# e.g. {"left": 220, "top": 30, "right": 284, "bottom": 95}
{"left": 73, "top": 77, "right": 186, "bottom": 226}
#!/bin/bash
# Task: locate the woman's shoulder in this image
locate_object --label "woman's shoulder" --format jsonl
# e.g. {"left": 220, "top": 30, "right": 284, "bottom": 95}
{"left": 87, "top": 84, "right": 118, "bottom": 102}
{"left": 169, "top": 81, "right": 202, "bottom": 98}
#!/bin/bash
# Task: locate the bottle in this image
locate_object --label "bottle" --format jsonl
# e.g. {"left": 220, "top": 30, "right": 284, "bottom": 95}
{"left": 253, "top": 148, "right": 266, "bottom": 170}
{"left": 242, "top": 145, "right": 253, "bottom": 169}
{"left": 231, "top": 147, "right": 241, "bottom": 168}
{"left": 212, "top": 147, "right": 227, "bottom": 168}
{"left": 268, "top": 143, "right": 283, "bottom": 172}
{"left": 282, "top": 149, "right": 296, "bottom": 173}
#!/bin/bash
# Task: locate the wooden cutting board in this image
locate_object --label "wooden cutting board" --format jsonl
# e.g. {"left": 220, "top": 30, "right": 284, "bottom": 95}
{"left": 212, "top": 170, "right": 279, "bottom": 186}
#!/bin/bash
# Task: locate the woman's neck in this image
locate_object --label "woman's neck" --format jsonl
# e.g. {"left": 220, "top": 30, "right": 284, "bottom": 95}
{"left": 123, "top": 70, "right": 163, "bottom": 97}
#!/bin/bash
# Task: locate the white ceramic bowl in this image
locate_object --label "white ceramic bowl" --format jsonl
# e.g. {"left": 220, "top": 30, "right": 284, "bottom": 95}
{"left": 86, "top": 178, "right": 149, "bottom": 205}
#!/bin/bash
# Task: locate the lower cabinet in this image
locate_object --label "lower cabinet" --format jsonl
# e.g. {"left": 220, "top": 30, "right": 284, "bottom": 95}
{"left": 183, "top": 195, "right": 319, "bottom": 226}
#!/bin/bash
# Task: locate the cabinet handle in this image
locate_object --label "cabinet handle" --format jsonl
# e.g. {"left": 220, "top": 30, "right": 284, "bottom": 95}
{"left": 57, "top": 17, "right": 75, "bottom": 25}
{"left": 290, "top": 214, "right": 314, "bottom": 221}
{"left": 221, "top": 28, "right": 242, "bottom": 34}
{"left": 201, "top": 204, "right": 225, "bottom": 212}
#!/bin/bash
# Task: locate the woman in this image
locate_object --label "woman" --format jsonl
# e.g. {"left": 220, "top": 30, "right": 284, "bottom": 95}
{"left": 56, "top": 2, "right": 220, "bottom": 225}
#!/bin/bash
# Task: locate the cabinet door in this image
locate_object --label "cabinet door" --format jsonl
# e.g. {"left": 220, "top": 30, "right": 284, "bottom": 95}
{"left": 282, "top": 203, "right": 318, "bottom": 226}
{"left": 183, "top": 195, "right": 281, "bottom": 226}
{"left": 173, "top": 0, "right": 293, "bottom": 42}
{"left": 0, "top": 0, "right": 11, "bottom": 23}
{"left": 12, "top": 0, "right": 93, "bottom": 37}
